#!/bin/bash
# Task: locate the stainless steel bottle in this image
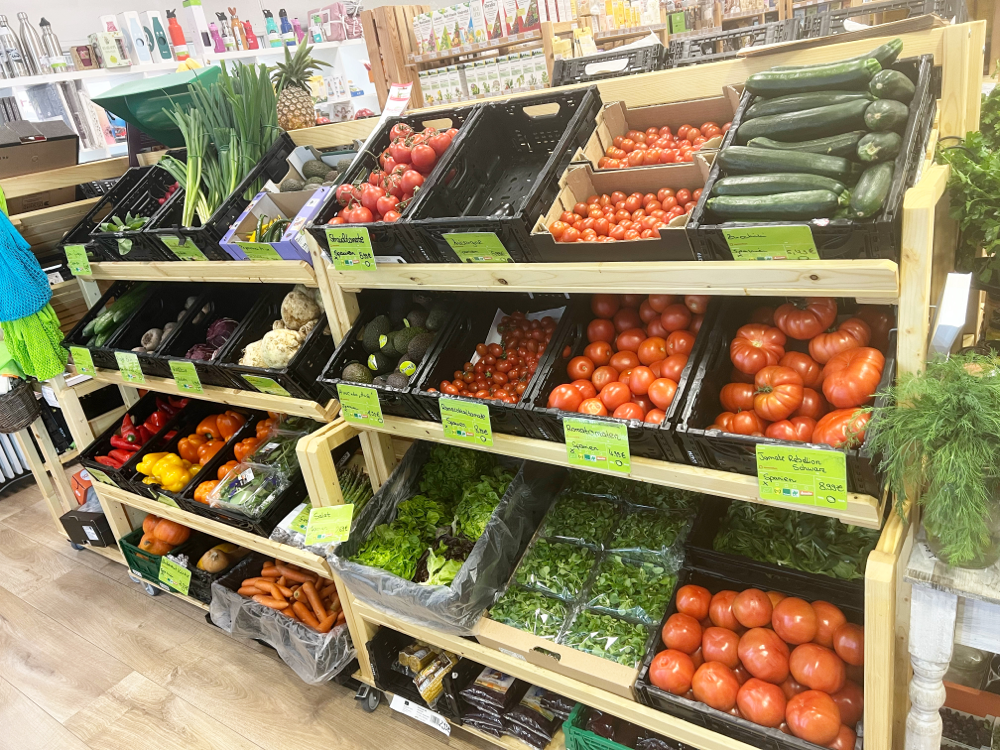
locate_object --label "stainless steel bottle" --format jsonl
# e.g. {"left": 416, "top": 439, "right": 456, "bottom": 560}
{"left": 0, "top": 16, "right": 28, "bottom": 77}
{"left": 39, "top": 18, "right": 67, "bottom": 72}
{"left": 17, "top": 12, "right": 50, "bottom": 75}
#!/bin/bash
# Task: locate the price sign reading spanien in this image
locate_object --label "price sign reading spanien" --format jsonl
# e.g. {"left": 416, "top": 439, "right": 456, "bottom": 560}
{"left": 65, "top": 244, "right": 92, "bottom": 276}
{"left": 70, "top": 346, "right": 95, "bottom": 376}
{"left": 162, "top": 235, "right": 209, "bottom": 261}
{"left": 338, "top": 384, "right": 385, "bottom": 428}
{"left": 327, "top": 227, "right": 376, "bottom": 271}
{"left": 115, "top": 351, "right": 146, "bottom": 384}
{"left": 236, "top": 241, "right": 283, "bottom": 260}
{"left": 563, "top": 418, "right": 631, "bottom": 475}
{"left": 440, "top": 398, "right": 493, "bottom": 447}
{"left": 756, "top": 445, "right": 848, "bottom": 509}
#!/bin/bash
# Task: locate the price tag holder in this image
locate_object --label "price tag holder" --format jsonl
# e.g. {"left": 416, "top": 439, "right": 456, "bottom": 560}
{"left": 157, "top": 493, "right": 181, "bottom": 508}
{"left": 162, "top": 235, "right": 210, "bottom": 262}
{"left": 158, "top": 556, "right": 192, "bottom": 595}
{"left": 242, "top": 375, "right": 291, "bottom": 397}
{"left": 290, "top": 505, "right": 311, "bottom": 535}
{"left": 563, "top": 417, "right": 631, "bottom": 475}
{"left": 389, "top": 694, "right": 451, "bottom": 736}
{"left": 304, "top": 504, "right": 354, "bottom": 546}
{"left": 169, "top": 360, "right": 204, "bottom": 393}
{"left": 86, "top": 467, "right": 117, "bottom": 487}
{"left": 327, "top": 227, "right": 376, "bottom": 271}
{"left": 443, "top": 232, "right": 513, "bottom": 263}
{"left": 70, "top": 346, "right": 96, "bottom": 376}
{"left": 236, "top": 241, "right": 283, "bottom": 261}
{"left": 115, "top": 351, "right": 146, "bottom": 384}
{"left": 65, "top": 244, "right": 92, "bottom": 276}
{"left": 756, "top": 445, "right": 848, "bottom": 509}
{"left": 338, "top": 384, "right": 385, "bottom": 427}
{"left": 722, "top": 226, "right": 820, "bottom": 261}
{"left": 439, "top": 398, "right": 493, "bottom": 447}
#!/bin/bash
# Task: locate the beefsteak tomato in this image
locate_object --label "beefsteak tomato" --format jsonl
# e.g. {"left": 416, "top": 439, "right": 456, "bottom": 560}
{"left": 730, "top": 325, "right": 787, "bottom": 375}
{"left": 812, "top": 409, "right": 871, "bottom": 448}
{"left": 765, "top": 416, "right": 816, "bottom": 442}
{"left": 822, "top": 347, "right": 885, "bottom": 408}
{"left": 809, "top": 318, "right": 872, "bottom": 364}
{"left": 779, "top": 351, "right": 823, "bottom": 389}
{"left": 773, "top": 298, "right": 838, "bottom": 340}
{"left": 753, "top": 366, "right": 804, "bottom": 422}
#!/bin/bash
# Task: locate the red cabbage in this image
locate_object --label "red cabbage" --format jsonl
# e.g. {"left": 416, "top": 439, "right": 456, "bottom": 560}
{"left": 206, "top": 317, "right": 239, "bottom": 348}
{"left": 186, "top": 343, "right": 217, "bottom": 361}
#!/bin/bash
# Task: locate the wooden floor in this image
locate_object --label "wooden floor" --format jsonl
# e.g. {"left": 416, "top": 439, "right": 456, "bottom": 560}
{"left": 0, "top": 480, "right": 490, "bottom": 750}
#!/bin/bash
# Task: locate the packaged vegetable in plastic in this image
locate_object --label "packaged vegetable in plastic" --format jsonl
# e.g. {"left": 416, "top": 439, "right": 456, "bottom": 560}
{"left": 515, "top": 538, "right": 595, "bottom": 600}
{"left": 586, "top": 554, "right": 678, "bottom": 625}
{"left": 608, "top": 508, "right": 692, "bottom": 563}
{"left": 540, "top": 690, "right": 575, "bottom": 722}
{"left": 208, "top": 462, "right": 288, "bottom": 518}
{"left": 503, "top": 686, "right": 559, "bottom": 749}
{"left": 540, "top": 491, "right": 620, "bottom": 546}
{"left": 414, "top": 649, "right": 458, "bottom": 706}
{"left": 559, "top": 610, "right": 653, "bottom": 668}
{"left": 459, "top": 668, "right": 527, "bottom": 714}
{"left": 488, "top": 587, "right": 568, "bottom": 640}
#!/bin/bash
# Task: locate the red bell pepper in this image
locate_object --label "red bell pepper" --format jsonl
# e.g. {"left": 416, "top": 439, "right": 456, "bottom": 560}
{"left": 163, "top": 430, "right": 177, "bottom": 440}
{"left": 169, "top": 397, "right": 189, "bottom": 410}
{"left": 121, "top": 414, "right": 139, "bottom": 443}
{"left": 136, "top": 424, "right": 153, "bottom": 444}
{"left": 108, "top": 448, "right": 137, "bottom": 464}
{"left": 110, "top": 435, "right": 135, "bottom": 451}
{"left": 156, "top": 396, "right": 177, "bottom": 416}
{"left": 95, "top": 455, "right": 124, "bottom": 469}
{"left": 144, "top": 410, "right": 168, "bottom": 433}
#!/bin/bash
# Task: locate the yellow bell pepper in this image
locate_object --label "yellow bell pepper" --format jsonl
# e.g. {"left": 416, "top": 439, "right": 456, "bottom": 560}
{"left": 157, "top": 463, "right": 193, "bottom": 492}
{"left": 136, "top": 452, "right": 168, "bottom": 476}
{"left": 142, "top": 476, "right": 161, "bottom": 486}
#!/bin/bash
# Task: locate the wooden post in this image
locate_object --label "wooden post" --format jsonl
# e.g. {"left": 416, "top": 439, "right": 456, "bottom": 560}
{"left": 13, "top": 425, "right": 67, "bottom": 530}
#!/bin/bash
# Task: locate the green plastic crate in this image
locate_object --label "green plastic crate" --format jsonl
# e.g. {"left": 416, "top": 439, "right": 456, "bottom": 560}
{"left": 564, "top": 704, "right": 630, "bottom": 750}
{"left": 118, "top": 526, "right": 201, "bottom": 592}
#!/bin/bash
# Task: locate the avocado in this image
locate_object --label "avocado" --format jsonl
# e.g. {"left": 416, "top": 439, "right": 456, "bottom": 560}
{"left": 372, "top": 375, "right": 389, "bottom": 387}
{"left": 407, "top": 331, "right": 435, "bottom": 363}
{"left": 325, "top": 170, "right": 340, "bottom": 182}
{"left": 379, "top": 332, "right": 401, "bottom": 358}
{"left": 392, "top": 326, "right": 420, "bottom": 354}
{"left": 342, "top": 362, "right": 373, "bottom": 384}
{"left": 302, "top": 160, "right": 330, "bottom": 179}
{"left": 362, "top": 314, "right": 392, "bottom": 353}
{"left": 426, "top": 304, "right": 449, "bottom": 332}
{"left": 280, "top": 178, "right": 305, "bottom": 192}
{"left": 413, "top": 292, "right": 435, "bottom": 308}
{"left": 388, "top": 292, "right": 412, "bottom": 326}
{"left": 405, "top": 307, "right": 428, "bottom": 329}
{"left": 397, "top": 356, "right": 418, "bottom": 377}
{"left": 305, "top": 176, "right": 324, "bottom": 185}
{"left": 367, "top": 351, "right": 393, "bottom": 374}
{"left": 336, "top": 157, "right": 354, "bottom": 172}
{"left": 387, "top": 371, "right": 410, "bottom": 389}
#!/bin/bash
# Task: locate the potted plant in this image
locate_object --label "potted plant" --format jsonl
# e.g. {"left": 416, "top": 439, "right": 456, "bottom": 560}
{"left": 866, "top": 352, "right": 1000, "bottom": 569}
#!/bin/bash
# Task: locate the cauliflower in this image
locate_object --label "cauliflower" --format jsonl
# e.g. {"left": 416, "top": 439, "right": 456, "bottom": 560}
{"left": 281, "top": 290, "right": 320, "bottom": 330}
{"left": 240, "top": 339, "right": 267, "bottom": 367}
{"left": 261, "top": 329, "right": 303, "bottom": 368}
{"left": 272, "top": 319, "right": 285, "bottom": 330}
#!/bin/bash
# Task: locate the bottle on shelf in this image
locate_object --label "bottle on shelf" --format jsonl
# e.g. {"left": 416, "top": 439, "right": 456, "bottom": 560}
{"left": 209, "top": 22, "right": 225, "bottom": 53}
{"left": 279, "top": 9, "right": 296, "bottom": 47}
{"left": 166, "top": 10, "right": 190, "bottom": 61}
{"left": 17, "top": 13, "right": 50, "bottom": 75}
{"left": 230, "top": 8, "right": 248, "bottom": 50}
{"left": 216, "top": 12, "right": 236, "bottom": 51}
{"left": 243, "top": 20, "right": 260, "bottom": 49}
{"left": 292, "top": 17, "right": 305, "bottom": 43}
{"left": 0, "top": 17, "right": 27, "bottom": 77}
{"left": 263, "top": 10, "right": 282, "bottom": 48}
{"left": 38, "top": 18, "right": 67, "bottom": 72}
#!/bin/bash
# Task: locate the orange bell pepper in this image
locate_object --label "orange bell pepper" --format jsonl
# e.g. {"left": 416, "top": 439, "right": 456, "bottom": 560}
{"left": 194, "top": 480, "right": 219, "bottom": 504}
{"left": 217, "top": 410, "right": 246, "bottom": 440}
{"left": 217, "top": 460, "right": 239, "bottom": 480}
{"left": 197, "top": 440, "right": 225, "bottom": 465}
{"left": 196, "top": 415, "right": 220, "bottom": 441}
{"left": 256, "top": 417, "right": 278, "bottom": 439}
{"left": 177, "top": 434, "right": 206, "bottom": 463}
{"left": 234, "top": 437, "right": 261, "bottom": 462}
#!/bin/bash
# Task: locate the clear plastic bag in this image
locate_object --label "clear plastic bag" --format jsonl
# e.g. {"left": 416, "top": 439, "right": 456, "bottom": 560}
{"left": 540, "top": 491, "right": 620, "bottom": 547}
{"left": 488, "top": 586, "right": 568, "bottom": 640}
{"left": 459, "top": 668, "right": 526, "bottom": 713}
{"left": 268, "top": 502, "right": 311, "bottom": 547}
{"left": 568, "top": 470, "right": 701, "bottom": 514}
{"left": 559, "top": 610, "right": 653, "bottom": 668}
{"left": 209, "top": 462, "right": 289, "bottom": 519}
{"left": 515, "top": 538, "right": 595, "bottom": 600}
{"left": 540, "top": 691, "right": 575, "bottom": 722}
{"left": 585, "top": 554, "right": 678, "bottom": 625}
{"left": 504, "top": 686, "right": 559, "bottom": 747}
{"left": 607, "top": 509, "right": 692, "bottom": 563}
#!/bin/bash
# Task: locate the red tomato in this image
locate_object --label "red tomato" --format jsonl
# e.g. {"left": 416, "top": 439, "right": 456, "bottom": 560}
{"left": 591, "top": 294, "right": 621, "bottom": 318}
{"left": 812, "top": 601, "right": 847, "bottom": 649}
{"left": 809, "top": 318, "right": 872, "bottom": 364}
{"left": 594, "top": 218, "right": 611, "bottom": 237}
{"left": 584, "top": 341, "right": 612, "bottom": 366}
{"left": 779, "top": 351, "right": 824, "bottom": 389}
{"left": 729, "top": 410, "right": 769, "bottom": 436}
{"left": 734, "top": 664, "right": 751, "bottom": 686}
{"left": 732, "top": 589, "right": 774, "bottom": 628}
{"left": 638, "top": 337, "right": 668, "bottom": 365}
{"left": 822, "top": 348, "right": 885, "bottom": 408}
{"left": 790, "top": 643, "right": 846, "bottom": 694}
{"left": 645, "top": 408, "right": 667, "bottom": 424}
{"left": 702, "top": 627, "right": 741, "bottom": 669}
{"left": 562, "top": 227, "right": 580, "bottom": 243}
{"left": 684, "top": 295, "right": 710, "bottom": 314}
{"left": 709, "top": 590, "right": 742, "bottom": 631}
{"left": 627, "top": 366, "right": 655, "bottom": 396}
{"left": 609, "top": 225, "right": 626, "bottom": 241}
{"left": 659, "top": 354, "right": 688, "bottom": 382}
{"left": 831, "top": 680, "right": 864, "bottom": 727}
{"left": 720, "top": 382, "right": 755, "bottom": 413}
{"left": 660, "top": 304, "right": 693, "bottom": 332}
{"left": 574, "top": 202, "right": 589, "bottom": 217}
{"left": 377, "top": 194, "right": 400, "bottom": 218}
{"left": 600, "top": 381, "right": 632, "bottom": 411}
{"left": 616, "top": 328, "right": 646, "bottom": 353}
{"left": 591, "top": 366, "right": 619, "bottom": 391}
{"left": 676, "top": 584, "right": 712, "bottom": 620}
{"left": 610, "top": 190, "right": 626, "bottom": 204}
{"left": 751, "top": 305, "right": 775, "bottom": 326}
{"left": 773, "top": 298, "right": 838, "bottom": 340}
{"left": 662, "top": 613, "right": 703, "bottom": 654}
{"left": 857, "top": 305, "right": 895, "bottom": 351}
{"left": 609, "top": 351, "right": 640, "bottom": 372}
{"left": 427, "top": 130, "right": 453, "bottom": 157}
{"left": 833, "top": 623, "right": 864, "bottom": 666}
{"left": 561, "top": 211, "right": 581, "bottom": 224}
{"left": 649, "top": 649, "right": 696, "bottom": 696}
{"left": 772, "top": 598, "right": 817, "bottom": 645}
{"left": 780, "top": 675, "right": 808, "bottom": 700}
{"left": 739, "top": 628, "right": 790, "bottom": 684}
{"left": 830, "top": 725, "right": 857, "bottom": 750}
{"left": 753, "top": 366, "right": 804, "bottom": 422}
{"left": 578, "top": 398, "right": 608, "bottom": 416}
{"left": 613, "top": 402, "right": 644, "bottom": 420}
{"left": 692, "top": 662, "right": 740, "bottom": 712}
{"left": 765, "top": 417, "right": 816, "bottom": 442}
{"left": 631, "top": 394, "right": 653, "bottom": 415}
{"left": 570, "top": 379, "right": 598, "bottom": 400}
{"left": 400, "top": 170, "right": 424, "bottom": 194}
{"left": 647, "top": 318, "right": 669, "bottom": 338}
{"left": 382, "top": 210, "right": 401, "bottom": 222}
{"left": 567, "top": 356, "right": 595, "bottom": 381}
{"left": 737, "top": 678, "right": 787, "bottom": 728}
{"left": 793, "top": 388, "right": 829, "bottom": 420}
{"left": 587, "top": 319, "right": 616, "bottom": 343}
{"left": 768, "top": 591, "right": 787, "bottom": 609}
{"left": 647, "top": 294, "right": 674, "bottom": 312}
{"left": 666, "top": 330, "right": 695, "bottom": 356}
{"left": 639, "top": 299, "right": 660, "bottom": 324}
{"left": 731, "top": 324, "right": 787, "bottom": 375}
{"left": 411, "top": 143, "right": 437, "bottom": 173}
{"left": 647, "top": 378, "right": 678, "bottom": 410}
{"left": 547, "top": 384, "right": 583, "bottom": 412}
{"left": 613, "top": 307, "right": 643, "bottom": 333}
{"left": 785, "top": 691, "right": 842, "bottom": 746}
{"left": 812, "top": 409, "right": 871, "bottom": 449}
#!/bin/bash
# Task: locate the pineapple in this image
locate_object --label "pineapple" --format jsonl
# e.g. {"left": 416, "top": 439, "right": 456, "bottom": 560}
{"left": 271, "top": 44, "right": 330, "bottom": 131}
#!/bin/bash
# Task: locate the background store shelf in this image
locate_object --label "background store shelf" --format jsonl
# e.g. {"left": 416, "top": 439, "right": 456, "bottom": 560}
{"left": 84, "top": 260, "right": 318, "bottom": 286}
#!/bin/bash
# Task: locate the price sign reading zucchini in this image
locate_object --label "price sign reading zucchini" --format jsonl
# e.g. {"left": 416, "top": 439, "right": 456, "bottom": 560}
{"left": 564, "top": 418, "right": 631, "bottom": 475}
{"left": 65, "top": 244, "right": 92, "bottom": 276}
{"left": 722, "top": 225, "right": 819, "bottom": 261}
{"left": 443, "top": 232, "right": 513, "bottom": 263}
{"left": 162, "top": 235, "right": 210, "bottom": 261}
{"left": 338, "top": 384, "right": 384, "bottom": 427}
{"left": 242, "top": 375, "right": 291, "bottom": 397}
{"left": 70, "top": 346, "right": 96, "bottom": 376}
{"left": 327, "top": 227, "right": 376, "bottom": 271}
{"left": 236, "top": 241, "right": 283, "bottom": 261}
{"left": 169, "top": 360, "right": 204, "bottom": 393}
{"left": 305, "top": 504, "right": 354, "bottom": 546}
{"left": 440, "top": 398, "right": 493, "bottom": 446}
{"left": 756, "top": 445, "right": 848, "bottom": 509}
{"left": 158, "top": 556, "right": 191, "bottom": 595}
{"left": 115, "top": 351, "right": 146, "bottom": 383}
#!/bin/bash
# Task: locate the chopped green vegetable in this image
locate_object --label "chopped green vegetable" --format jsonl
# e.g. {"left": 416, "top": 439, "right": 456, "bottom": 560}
{"left": 561, "top": 610, "right": 651, "bottom": 667}
{"left": 453, "top": 465, "right": 514, "bottom": 540}
{"left": 610, "top": 510, "right": 690, "bottom": 559}
{"left": 395, "top": 494, "right": 450, "bottom": 541}
{"left": 98, "top": 212, "right": 150, "bottom": 233}
{"left": 354, "top": 525, "right": 425, "bottom": 580}
{"left": 586, "top": 555, "right": 677, "bottom": 625}
{"left": 490, "top": 587, "right": 567, "bottom": 639}
{"left": 542, "top": 492, "right": 619, "bottom": 545}
{"left": 516, "top": 539, "right": 595, "bottom": 600}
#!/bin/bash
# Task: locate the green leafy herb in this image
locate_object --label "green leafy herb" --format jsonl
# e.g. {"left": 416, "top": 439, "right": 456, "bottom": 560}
{"left": 569, "top": 471, "right": 700, "bottom": 513}
{"left": 490, "top": 587, "right": 567, "bottom": 638}
{"left": 516, "top": 539, "right": 595, "bottom": 600}
{"left": 419, "top": 444, "right": 496, "bottom": 506}
{"left": 561, "top": 610, "right": 651, "bottom": 667}
{"left": 395, "top": 494, "right": 451, "bottom": 541}
{"left": 586, "top": 555, "right": 677, "bottom": 625}
{"left": 542, "top": 492, "right": 619, "bottom": 544}
{"left": 610, "top": 510, "right": 690, "bottom": 558}
{"left": 354, "top": 525, "right": 425, "bottom": 580}
{"left": 98, "top": 212, "right": 149, "bottom": 233}
{"left": 453, "top": 466, "right": 514, "bottom": 540}
{"left": 425, "top": 546, "right": 464, "bottom": 586}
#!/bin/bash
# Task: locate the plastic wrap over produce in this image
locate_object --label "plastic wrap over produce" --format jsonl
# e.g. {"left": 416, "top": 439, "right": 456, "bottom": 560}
{"left": 210, "top": 554, "right": 355, "bottom": 684}
{"left": 328, "top": 441, "right": 566, "bottom": 634}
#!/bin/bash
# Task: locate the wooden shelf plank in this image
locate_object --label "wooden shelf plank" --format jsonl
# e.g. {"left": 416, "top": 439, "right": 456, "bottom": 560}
{"left": 82, "top": 260, "right": 318, "bottom": 287}
{"left": 365, "top": 415, "right": 882, "bottom": 528}
{"left": 326, "top": 260, "right": 900, "bottom": 302}
{"left": 83, "top": 544, "right": 125, "bottom": 564}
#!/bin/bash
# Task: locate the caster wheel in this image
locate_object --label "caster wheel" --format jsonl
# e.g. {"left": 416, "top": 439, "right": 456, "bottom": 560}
{"left": 142, "top": 583, "right": 161, "bottom": 597}
{"left": 363, "top": 690, "right": 382, "bottom": 713}
{"left": 69, "top": 542, "right": 85, "bottom": 551}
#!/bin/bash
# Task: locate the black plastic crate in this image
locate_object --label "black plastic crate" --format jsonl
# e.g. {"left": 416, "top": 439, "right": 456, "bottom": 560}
{"left": 552, "top": 45, "right": 667, "bottom": 87}
{"left": 668, "top": 20, "right": 800, "bottom": 67}
{"left": 179, "top": 469, "right": 308, "bottom": 537}
{"left": 61, "top": 281, "right": 155, "bottom": 370}
{"left": 409, "top": 293, "right": 578, "bottom": 436}
{"left": 801, "top": 0, "right": 964, "bottom": 37}
{"left": 318, "top": 291, "right": 462, "bottom": 418}
{"left": 188, "top": 543, "right": 244, "bottom": 604}
{"left": 305, "top": 106, "right": 482, "bottom": 265}
{"left": 222, "top": 287, "right": 336, "bottom": 400}
{"left": 58, "top": 167, "right": 150, "bottom": 262}
{"left": 688, "top": 55, "right": 937, "bottom": 262}
{"left": 145, "top": 133, "right": 296, "bottom": 261}
{"left": 89, "top": 168, "right": 179, "bottom": 262}
{"left": 521, "top": 299, "right": 720, "bottom": 464}
{"left": 635, "top": 560, "right": 864, "bottom": 750}
{"left": 674, "top": 297, "right": 896, "bottom": 497}
{"left": 409, "top": 88, "right": 603, "bottom": 263}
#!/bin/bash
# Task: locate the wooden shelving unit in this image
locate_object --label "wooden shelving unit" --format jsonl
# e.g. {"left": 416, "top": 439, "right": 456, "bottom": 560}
{"left": 83, "top": 260, "right": 318, "bottom": 286}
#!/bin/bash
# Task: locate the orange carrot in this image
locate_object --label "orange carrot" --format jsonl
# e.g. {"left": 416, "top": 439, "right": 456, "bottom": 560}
{"left": 317, "top": 613, "right": 336, "bottom": 633}
{"left": 293, "top": 601, "right": 321, "bottom": 629}
{"left": 335, "top": 610, "right": 346, "bottom": 626}
{"left": 276, "top": 562, "right": 316, "bottom": 583}
{"left": 301, "top": 580, "right": 327, "bottom": 621}
{"left": 252, "top": 595, "right": 289, "bottom": 610}
{"left": 238, "top": 586, "right": 262, "bottom": 597}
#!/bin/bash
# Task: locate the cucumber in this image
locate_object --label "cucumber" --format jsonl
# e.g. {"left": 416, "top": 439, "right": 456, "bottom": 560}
{"left": 864, "top": 99, "right": 910, "bottom": 132}
{"left": 92, "top": 311, "right": 116, "bottom": 335}
{"left": 747, "top": 131, "right": 868, "bottom": 158}
{"left": 870, "top": 69, "right": 915, "bottom": 103}
{"left": 706, "top": 190, "right": 847, "bottom": 221}
{"left": 719, "top": 146, "right": 855, "bottom": 181}
{"left": 744, "top": 91, "right": 874, "bottom": 120}
{"left": 737, "top": 100, "right": 871, "bottom": 145}
{"left": 771, "top": 39, "right": 903, "bottom": 71}
{"left": 714, "top": 173, "right": 847, "bottom": 196}
{"left": 857, "top": 132, "right": 902, "bottom": 163}
{"left": 82, "top": 318, "right": 97, "bottom": 337}
{"left": 745, "top": 58, "right": 881, "bottom": 97}
{"left": 850, "top": 162, "right": 895, "bottom": 218}
{"left": 93, "top": 331, "right": 111, "bottom": 347}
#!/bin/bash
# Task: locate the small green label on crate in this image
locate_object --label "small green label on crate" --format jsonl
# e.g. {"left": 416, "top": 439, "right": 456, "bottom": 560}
{"left": 756, "top": 445, "right": 848, "bottom": 510}
{"left": 162, "top": 235, "right": 210, "bottom": 261}
{"left": 290, "top": 505, "right": 311, "bottom": 534}
{"left": 115, "top": 352, "right": 146, "bottom": 383}
{"left": 242, "top": 375, "right": 291, "bottom": 397}
{"left": 157, "top": 493, "right": 181, "bottom": 508}
{"left": 70, "top": 346, "right": 96, "bottom": 376}
{"left": 327, "top": 227, "right": 376, "bottom": 271}
{"left": 338, "top": 384, "right": 385, "bottom": 428}
{"left": 440, "top": 398, "right": 493, "bottom": 447}
{"left": 236, "top": 241, "right": 283, "bottom": 261}
{"left": 65, "top": 244, "right": 92, "bottom": 276}
{"left": 169, "top": 360, "right": 204, "bottom": 393}
{"left": 669, "top": 11, "right": 686, "bottom": 33}
{"left": 158, "top": 556, "right": 191, "bottom": 594}
{"left": 86, "top": 467, "right": 116, "bottom": 487}
{"left": 305, "top": 504, "right": 354, "bottom": 545}
{"left": 443, "top": 233, "right": 513, "bottom": 263}
{"left": 564, "top": 418, "right": 631, "bottom": 475}
{"left": 722, "top": 225, "right": 819, "bottom": 261}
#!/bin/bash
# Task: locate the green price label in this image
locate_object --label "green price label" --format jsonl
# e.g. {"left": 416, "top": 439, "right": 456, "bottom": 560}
{"left": 564, "top": 417, "right": 631, "bottom": 475}
{"left": 157, "top": 493, "right": 181, "bottom": 508}
{"left": 443, "top": 232, "right": 513, "bottom": 263}
{"left": 87, "top": 467, "right": 117, "bottom": 487}
{"left": 236, "top": 241, "right": 283, "bottom": 261}
{"left": 338, "top": 384, "right": 385, "bottom": 428}
{"left": 327, "top": 227, "right": 376, "bottom": 271}
{"left": 65, "top": 244, "right": 92, "bottom": 276}
{"left": 290, "top": 505, "right": 311, "bottom": 534}
{"left": 169, "top": 360, "right": 204, "bottom": 393}
{"left": 158, "top": 556, "right": 192, "bottom": 595}
{"left": 756, "top": 445, "right": 848, "bottom": 510}
{"left": 70, "top": 346, "right": 96, "bottom": 376}
{"left": 242, "top": 375, "right": 291, "bottom": 397}
{"left": 440, "top": 398, "right": 493, "bottom": 447}
{"left": 669, "top": 11, "right": 686, "bottom": 32}
{"left": 305, "top": 504, "right": 354, "bottom": 546}
{"left": 162, "top": 235, "right": 210, "bottom": 262}
{"left": 115, "top": 351, "right": 146, "bottom": 383}
{"left": 722, "top": 225, "right": 819, "bottom": 261}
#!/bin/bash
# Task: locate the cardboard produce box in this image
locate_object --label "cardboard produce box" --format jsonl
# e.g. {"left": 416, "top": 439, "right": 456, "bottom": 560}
{"left": 219, "top": 187, "right": 331, "bottom": 262}
{"left": 0, "top": 121, "right": 79, "bottom": 214}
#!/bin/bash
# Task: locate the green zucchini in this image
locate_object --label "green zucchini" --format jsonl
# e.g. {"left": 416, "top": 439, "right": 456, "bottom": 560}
{"left": 719, "top": 146, "right": 855, "bottom": 181}
{"left": 714, "top": 173, "right": 847, "bottom": 196}
{"left": 737, "top": 100, "right": 870, "bottom": 144}
{"left": 864, "top": 99, "right": 909, "bottom": 132}
{"left": 850, "top": 162, "right": 895, "bottom": 218}
{"left": 745, "top": 57, "right": 881, "bottom": 97}
{"left": 82, "top": 318, "right": 98, "bottom": 337}
{"left": 771, "top": 39, "right": 903, "bottom": 71}
{"left": 93, "top": 311, "right": 116, "bottom": 335}
{"left": 706, "top": 190, "right": 847, "bottom": 221}
{"left": 93, "top": 331, "right": 111, "bottom": 347}
{"left": 857, "top": 132, "right": 902, "bottom": 163}
{"left": 744, "top": 91, "right": 874, "bottom": 121}
{"left": 870, "top": 69, "right": 915, "bottom": 104}
{"left": 747, "top": 131, "right": 867, "bottom": 158}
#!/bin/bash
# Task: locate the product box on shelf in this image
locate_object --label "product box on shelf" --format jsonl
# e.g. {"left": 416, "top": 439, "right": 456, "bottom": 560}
{"left": 58, "top": 167, "right": 151, "bottom": 262}
{"left": 61, "top": 280, "right": 155, "bottom": 371}
{"left": 219, "top": 187, "right": 332, "bottom": 262}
